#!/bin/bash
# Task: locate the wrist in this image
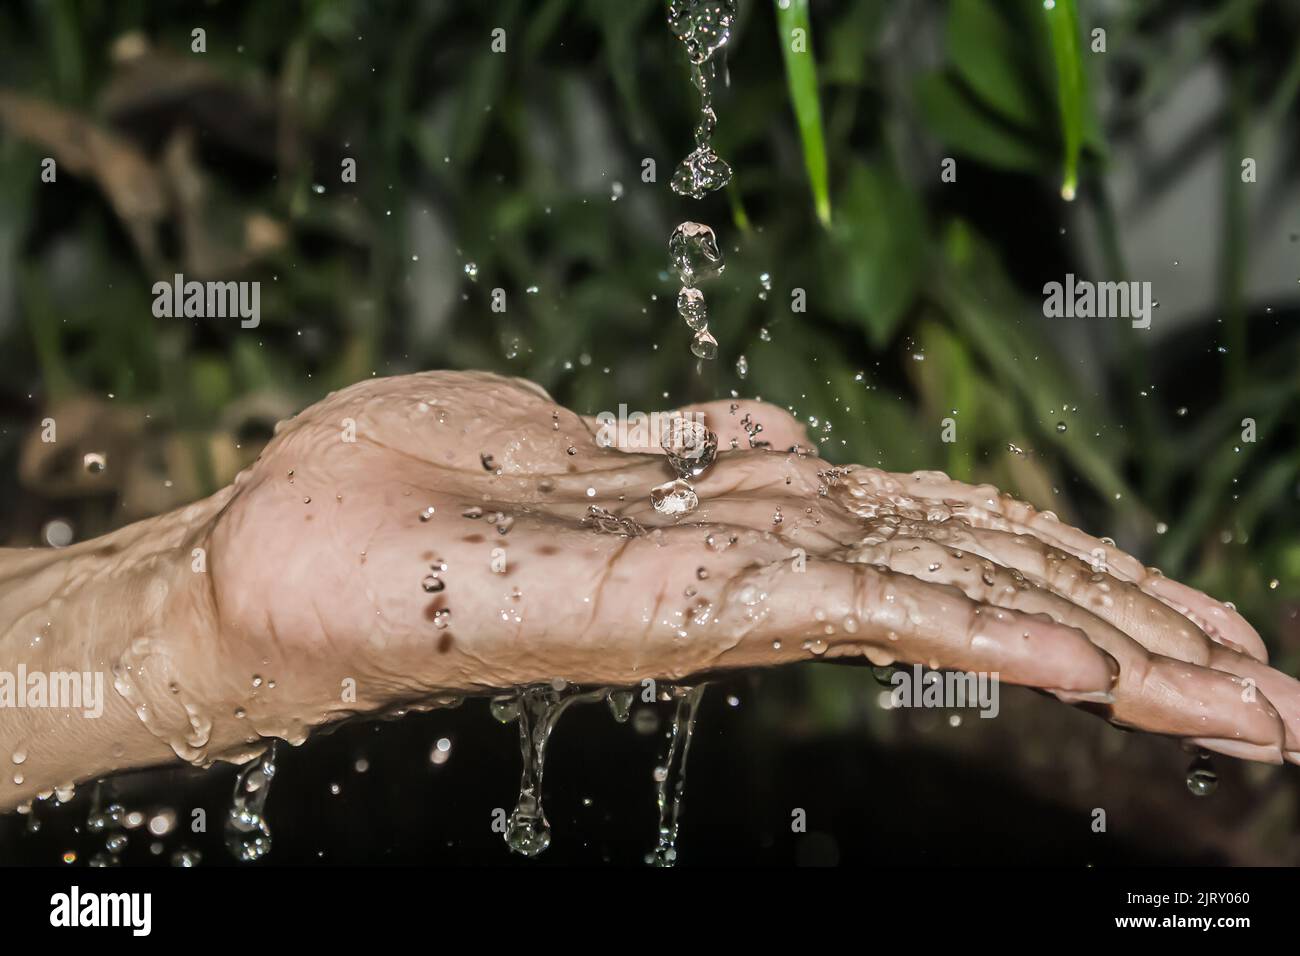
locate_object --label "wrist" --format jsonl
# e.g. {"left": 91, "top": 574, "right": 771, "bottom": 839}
{"left": 0, "top": 491, "right": 235, "bottom": 809}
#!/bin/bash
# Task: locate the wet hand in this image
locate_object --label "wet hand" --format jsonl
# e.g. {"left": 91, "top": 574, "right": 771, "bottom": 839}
{"left": 176, "top": 370, "right": 1299, "bottom": 769}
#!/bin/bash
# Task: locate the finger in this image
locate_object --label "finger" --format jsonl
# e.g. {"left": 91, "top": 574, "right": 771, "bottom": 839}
{"left": 842, "top": 468, "right": 1269, "bottom": 662}
{"left": 856, "top": 518, "right": 1300, "bottom": 760}
{"left": 853, "top": 535, "right": 1287, "bottom": 762}
{"left": 866, "top": 516, "right": 1214, "bottom": 664}
{"left": 700, "top": 555, "right": 1120, "bottom": 697}
{"left": 1202, "top": 645, "right": 1300, "bottom": 764}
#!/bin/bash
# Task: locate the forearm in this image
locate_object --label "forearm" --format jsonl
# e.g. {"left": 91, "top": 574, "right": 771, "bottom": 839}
{"left": 0, "top": 493, "right": 231, "bottom": 810}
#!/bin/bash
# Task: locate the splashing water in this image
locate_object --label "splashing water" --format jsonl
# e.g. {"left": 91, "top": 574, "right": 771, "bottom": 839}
{"left": 666, "top": 0, "right": 737, "bottom": 359}
{"left": 651, "top": 415, "right": 719, "bottom": 515}
{"left": 647, "top": 685, "right": 707, "bottom": 867}
{"left": 225, "top": 742, "right": 277, "bottom": 862}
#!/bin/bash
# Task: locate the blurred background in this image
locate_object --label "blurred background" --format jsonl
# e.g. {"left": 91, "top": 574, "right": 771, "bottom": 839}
{"left": 0, "top": 0, "right": 1298, "bottom": 865}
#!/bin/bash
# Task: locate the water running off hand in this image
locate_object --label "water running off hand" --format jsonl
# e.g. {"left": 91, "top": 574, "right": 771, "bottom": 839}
{"left": 224, "top": 742, "right": 278, "bottom": 862}
{"left": 648, "top": 684, "right": 707, "bottom": 867}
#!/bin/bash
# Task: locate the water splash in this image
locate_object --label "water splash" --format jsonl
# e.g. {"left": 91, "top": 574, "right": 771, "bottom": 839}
{"left": 225, "top": 742, "right": 277, "bottom": 862}
{"left": 647, "top": 685, "right": 707, "bottom": 867}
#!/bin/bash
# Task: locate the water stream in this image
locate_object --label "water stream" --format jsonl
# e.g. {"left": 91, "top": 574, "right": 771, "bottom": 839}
{"left": 666, "top": 0, "right": 738, "bottom": 360}
{"left": 648, "top": 685, "right": 707, "bottom": 867}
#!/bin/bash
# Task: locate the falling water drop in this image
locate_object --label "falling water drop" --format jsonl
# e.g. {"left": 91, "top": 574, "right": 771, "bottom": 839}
{"left": 676, "top": 286, "right": 708, "bottom": 330}
{"left": 690, "top": 329, "right": 718, "bottom": 360}
{"left": 666, "top": 3, "right": 736, "bottom": 359}
{"left": 669, "top": 222, "right": 724, "bottom": 286}
{"left": 490, "top": 695, "right": 520, "bottom": 724}
{"left": 1185, "top": 754, "right": 1217, "bottom": 797}
{"left": 666, "top": 1, "right": 736, "bottom": 198}
{"left": 605, "top": 687, "right": 635, "bottom": 724}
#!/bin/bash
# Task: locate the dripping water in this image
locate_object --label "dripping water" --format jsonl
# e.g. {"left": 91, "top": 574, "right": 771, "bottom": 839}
{"left": 1185, "top": 753, "right": 1217, "bottom": 797}
{"left": 606, "top": 687, "right": 634, "bottom": 723}
{"left": 505, "top": 684, "right": 601, "bottom": 857}
{"left": 225, "top": 741, "right": 278, "bottom": 862}
{"left": 647, "top": 684, "right": 707, "bottom": 867}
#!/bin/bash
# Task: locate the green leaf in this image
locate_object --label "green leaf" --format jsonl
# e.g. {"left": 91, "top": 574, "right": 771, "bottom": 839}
{"left": 821, "top": 0, "right": 890, "bottom": 87}
{"left": 585, "top": 0, "right": 658, "bottom": 140}
{"left": 1043, "top": 0, "right": 1085, "bottom": 199}
{"left": 828, "top": 161, "right": 925, "bottom": 348}
{"left": 775, "top": 0, "right": 831, "bottom": 226}
{"left": 915, "top": 72, "right": 1051, "bottom": 172}
{"left": 947, "top": 0, "right": 1051, "bottom": 129}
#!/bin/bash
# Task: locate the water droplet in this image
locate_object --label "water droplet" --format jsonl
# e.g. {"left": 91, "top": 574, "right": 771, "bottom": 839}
{"left": 690, "top": 329, "right": 718, "bottom": 360}
{"left": 490, "top": 696, "right": 521, "bottom": 724}
{"left": 171, "top": 848, "right": 202, "bottom": 867}
{"left": 606, "top": 688, "right": 634, "bottom": 723}
{"left": 651, "top": 479, "right": 699, "bottom": 515}
{"left": 671, "top": 146, "right": 733, "bottom": 199}
{"left": 661, "top": 417, "right": 717, "bottom": 479}
{"left": 669, "top": 222, "right": 724, "bottom": 285}
{"left": 1186, "top": 755, "right": 1217, "bottom": 797}
{"left": 676, "top": 286, "right": 708, "bottom": 330}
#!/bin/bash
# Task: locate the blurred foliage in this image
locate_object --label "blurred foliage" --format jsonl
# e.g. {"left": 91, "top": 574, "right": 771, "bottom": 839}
{"left": 0, "top": 0, "right": 1297, "bottom": 668}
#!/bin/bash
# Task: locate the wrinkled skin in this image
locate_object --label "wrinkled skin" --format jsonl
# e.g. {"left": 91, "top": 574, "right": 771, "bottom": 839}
{"left": 1, "top": 370, "right": 1297, "bottom": 807}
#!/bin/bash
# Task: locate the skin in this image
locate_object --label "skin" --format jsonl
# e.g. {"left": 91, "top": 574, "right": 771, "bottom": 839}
{"left": 0, "top": 369, "right": 1296, "bottom": 812}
